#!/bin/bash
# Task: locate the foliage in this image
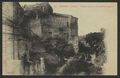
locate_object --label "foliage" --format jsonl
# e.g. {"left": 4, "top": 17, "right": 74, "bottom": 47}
{"left": 56, "top": 31, "right": 106, "bottom": 75}
{"left": 29, "top": 37, "right": 75, "bottom": 74}
{"left": 41, "top": 37, "right": 75, "bottom": 58}
{"left": 22, "top": 31, "right": 106, "bottom": 75}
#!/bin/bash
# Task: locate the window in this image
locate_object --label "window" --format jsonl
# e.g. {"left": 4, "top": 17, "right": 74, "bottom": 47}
{"left": 59, "top": 27, "right": 64, "bottom": 32}
{"left": 54, "top": 34, "right": 59, "bottom": 38}
{"left": 48, "top": 31, "right": 52, "bottom": 37}
{"left": 63, "top": 32, "right": 68, "bottom": 40}
{"left": 48, "top": 31, "right": 52, "bottom": 34}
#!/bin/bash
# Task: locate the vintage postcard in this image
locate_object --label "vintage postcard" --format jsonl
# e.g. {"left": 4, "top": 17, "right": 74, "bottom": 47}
{"left": 2, "top": 2, "right": 117, "bottom": 75}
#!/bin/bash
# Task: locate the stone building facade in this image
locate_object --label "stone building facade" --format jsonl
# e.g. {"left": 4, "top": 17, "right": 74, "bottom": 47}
{"left": 2, "top": 2, "right": 25, "bottom": 75}
{"left": 23, "top": 3, "right": 79, "bottom": 53}
{"left": 23, "top": 2, "right": 78, "bottom": 40}
{"left": 2, "top": 2, "right": 79, "bottom": 75}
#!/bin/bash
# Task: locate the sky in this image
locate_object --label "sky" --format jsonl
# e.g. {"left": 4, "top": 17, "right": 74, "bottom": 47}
{"left": 19, "top": 2, "right": 117, "bottom": 75}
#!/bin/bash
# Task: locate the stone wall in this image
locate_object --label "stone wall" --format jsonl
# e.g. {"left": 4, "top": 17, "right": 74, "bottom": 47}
{"left": 2, "top": 2, "right": 25, "bottom": 75}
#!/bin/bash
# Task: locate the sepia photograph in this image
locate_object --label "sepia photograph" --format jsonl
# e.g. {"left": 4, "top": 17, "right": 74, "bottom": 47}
{"left": 2, "top": 2, "right": 117, "bottom": 75}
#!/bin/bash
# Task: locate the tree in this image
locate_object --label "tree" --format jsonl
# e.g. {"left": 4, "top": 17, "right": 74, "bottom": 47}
{"left": 85, "top": 32, "right": 105, "bottom": 56}
{"left": 37, "top": 37, "right": 75, "bottom": 74}
{"left": 78, "top": 32, "right": 105, "bottom": 60}
{"left": 77, "top": 31, "right": 106, "bottom": 75}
